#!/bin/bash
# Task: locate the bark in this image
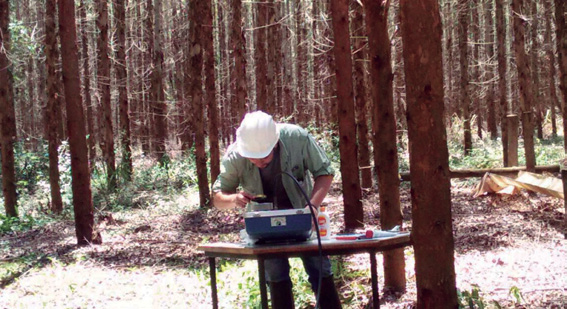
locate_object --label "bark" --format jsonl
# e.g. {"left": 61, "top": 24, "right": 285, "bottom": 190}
{"left": 138, "top": 1, "right": 151, "bottom": 154}
{"left": 149, "top": 0, "right": 168, "bottom": 163}
{"left": 266, "top": 0, "right": 276, "bottom": 115}
{"left": 79, "top": 0, "right": 95, "bottom": 164}
{"left": 282, "top": 0, "right": 295, "bottom": 118}
{"left": 557, "top": 0, "right": 567, "bottom": 239}
{"left": 496, "top": 0, "right": 509, "bottom": 166}
{"left": 459, "top": 0, "right": 472, "bottom": 155}
{"left": 512, "top": 0, "right": 536, "bottom": 171}
{"left": 255, "top": 0, "right": 268, "bottom": 112}
{"left": 312, "top": 1, "right": 323, "bottom": 126}
{"left": 330, "top": 0, "right": 363, "bottom": 229}
{"left": 364, "top": 0, "right": 405, "bottom": 291}
{"left": 188, "top": 0, "right": 211, "bottom": 207}
{"left": 45, "top": 0, "right": 63, "bottom": 213}
{"left": 295, "top": 1, "right": 307, "bottom": 124}
{"left": 115, "top": 0, "right": 133, "bottom": 181}
{"left": 399, "top": 0, "right": 458, "bottom": 307}
{"left": 557, "top": 0, "right": 567, "bottom": 153}
{"left": 203, "top": 0, "right": 220, "bottom": 183}
{"left": 172, "top": 3, "right": 185, "bottom": 148}
{"left": 485, "top": 0, "right": 498, "bottom": 140}
{"left": 531, "top": 0, "right": 543, "bottom": 140}
{"left": 25, "top": 55, "right": 36, "bottom": 150}
{"left": 58, "top": 0, "right": 95, "bottom": 245}
{"left": 96, "top": 0, "right": 117, "bottom": 188}
{"left": 393, "top": 4, "right": 406, "bottom": 131}
{"left": 352, "top": 2, "right": 372, "bottom": 190}
{"left": 544, "top": 0, "right": 558, "bottom": 138}
{"left": 0, "top": 0, "right": 18, "bottom": 217}
{"left": 443, "top": 0, "right": 454, "bottom": 117}
{"left": 271, "top": 1, "right": 282, "bottom": 116}
{"left": 473, "top": 2, "right": 482, "bottom": 139}
{"left": 231, "top": 0, "right": 248, "bottom": 127}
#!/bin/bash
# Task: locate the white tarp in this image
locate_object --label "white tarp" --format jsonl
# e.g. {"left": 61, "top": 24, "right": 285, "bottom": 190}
{"left": 473, "top": 171, "right": 564, "bottom": 199}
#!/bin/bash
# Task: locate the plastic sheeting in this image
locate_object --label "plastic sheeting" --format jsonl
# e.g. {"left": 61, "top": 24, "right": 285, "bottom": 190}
{"left": 473, "top": 171, "right": 564, "bottom": 199}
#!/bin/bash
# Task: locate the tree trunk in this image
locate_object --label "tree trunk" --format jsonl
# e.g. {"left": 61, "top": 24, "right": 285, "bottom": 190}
{"left": 0, "top": 0, "right": 18, "bottom": 217}
{"left": 265, "top": 0, "right": 276, "bottom": 115}
{"left": 188, "top": 0, "right": 211, "bottom": 207}
{"left": 79, "top": 0, "right": 96, "bottom": 165}
{"left": 295, "top": 1, "right": 307, "bottom": 124}
{"left": 149, "top": 0, "right": 168, "bottom": 164}
{"left": 544, "top": 0, "right": 558, "bottom": 138}
{"left": 364, "top": 0, "right": 405, "bottom": 291}
{"left": 282, "top": 0, "right": 295, "bottom": 119}
{"left": 255, "top": 0, "right": 268, "bottom": 112}
{"left": 557, "top": 0, "right": 567, "bottom": 153}
{"left": 231, "top": 0, "right": 248, "bottom": 128}
{"left": 115, "top": 0, "right": 132, "bottom": 181}
{"left": 512, "top": 0, "right": 536, "bottom": 172}
{"left": 473, "top": 2, "right": 482, "bottom": 140}
{"left": 459, "top": 0, "right": 472, "bottom": 156}
{"left": 496, "top": 0, "right": 509, "bottom": 166}
{"left": 393, "top": 4, "right": 406, "bottom": 131}
{"left": 330, "top": 0, "right": 363, "bottom": 230}
{"left": 531, "top": 0, "right": 544, "bottom": 140}
{"left": 172, "top": 3, "right": 186, "bottom": 149}
{"left": 507, "top": 114, "right": 520, "bottom": 166}
{"left": 352, "top": 2, "right": 372, "bottom": 190}
{"left": 443, "top": 0, "right": 454, "bottom": 119}
{"left": 45, "top": 0, "right": 63, "bottom": 213}
{"left": 203, "top": 0, "right": 220, "bottom": 184}
{"left": 58, "top": 0, "right": 95, "bottom": 245}
{"left": 399, "top": 0, "right": 458, "bottom": 307}
{"left": 96, "top": 0, "right": 117, "bottom": 189}
{"left": 485, "top": 0, "right": 498, "bottom": 140}
{"left": 270, "top": 1, "right": 282, "bottom": 116}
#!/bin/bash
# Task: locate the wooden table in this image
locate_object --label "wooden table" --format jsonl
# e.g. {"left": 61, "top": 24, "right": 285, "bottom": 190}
{"left": 198, "top": 232, "right": 412, "bottom": 309}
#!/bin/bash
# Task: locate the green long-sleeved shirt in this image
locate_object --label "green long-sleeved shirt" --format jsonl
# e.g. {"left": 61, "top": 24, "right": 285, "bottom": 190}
{"left": 212, "top": 123, "right": 334, "bottom": 209}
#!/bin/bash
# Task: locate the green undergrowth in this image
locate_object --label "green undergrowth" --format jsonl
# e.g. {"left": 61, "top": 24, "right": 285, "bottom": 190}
{"left": 457, "top": 284, "right": 526, "bottom": 309}
{"left": 0, "top": 253, "right": 48, "bottom": 288}
{"left": 212, "top": 256, "right": 352, "bottom": 308}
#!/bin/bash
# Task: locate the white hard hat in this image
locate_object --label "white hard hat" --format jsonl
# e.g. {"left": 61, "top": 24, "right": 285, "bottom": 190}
{"left": 236, "top": 111, "right": 280, "bottom": 158}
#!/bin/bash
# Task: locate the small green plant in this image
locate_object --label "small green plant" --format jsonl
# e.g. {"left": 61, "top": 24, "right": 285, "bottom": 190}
{"left": 457, "top": 285, "right": 503, "bottom": 309}
{"left": 458, "top": 285, "right": 487, "bottom": 309}
{"left": 0, "top": 213, "right": 36, "bottom": 234}
{"left": 508, "top": 286, "right": 524, "bottom": 305}
{"left": 0, "top": 253, "right": 46, "bottom": 286}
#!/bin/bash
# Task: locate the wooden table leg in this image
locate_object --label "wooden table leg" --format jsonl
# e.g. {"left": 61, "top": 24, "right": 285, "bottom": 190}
{"left": 209, "top": 257, "right": 218, "bottom": 309}
{"left": 258, "top": 258, "right": 269, "bottom": 309}
{"left": 370, "top": 251, "right": 380, "bottom": 309}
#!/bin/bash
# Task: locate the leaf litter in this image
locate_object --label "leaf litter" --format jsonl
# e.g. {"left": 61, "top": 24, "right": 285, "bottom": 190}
{"left": 1, "top": 181, "right": 566, "bottom": 308}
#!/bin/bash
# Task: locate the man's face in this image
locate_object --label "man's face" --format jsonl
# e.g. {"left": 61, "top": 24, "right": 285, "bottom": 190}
{"left": 247, "top": 149, "right": 274, "bottom": 169}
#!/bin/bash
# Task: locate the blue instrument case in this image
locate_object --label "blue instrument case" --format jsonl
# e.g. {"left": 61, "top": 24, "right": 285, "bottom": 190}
{"left": 244, "top": 209, "right": 312, "bottom": 243}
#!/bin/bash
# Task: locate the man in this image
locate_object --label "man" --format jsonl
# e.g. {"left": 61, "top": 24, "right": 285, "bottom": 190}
{"left": 212, "top": 111, "right": 342, "bottom": 309}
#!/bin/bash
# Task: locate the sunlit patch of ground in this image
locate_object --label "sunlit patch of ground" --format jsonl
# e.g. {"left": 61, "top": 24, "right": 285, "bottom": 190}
{"left": 1, "top": 181, "right": 566, "bottom": 308}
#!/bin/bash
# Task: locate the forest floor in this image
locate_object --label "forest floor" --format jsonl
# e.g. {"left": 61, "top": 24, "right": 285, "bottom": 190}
{"left": 1, "top": 179, "right": 566, "bottom": 308}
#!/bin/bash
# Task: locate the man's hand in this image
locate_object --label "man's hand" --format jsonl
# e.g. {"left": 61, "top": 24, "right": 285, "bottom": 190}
{"left": 304, "top": 204, "right": 318, "bottom": 217}
{"left": 234, "top": 191, "right": 255, "bottom": 208}
{"left": 304, "top": 204, "right": 319, "bottom": 231}
{"left": 213, "top": 191, "right": 255, "bottom": 210}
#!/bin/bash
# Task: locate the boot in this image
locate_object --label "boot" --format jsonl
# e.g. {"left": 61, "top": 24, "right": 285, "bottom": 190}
{"left": 317, "top": 275, "right": 342, "bottom": 309}
{"left": 268, "top": 280, "right": 295, "bottom": 309}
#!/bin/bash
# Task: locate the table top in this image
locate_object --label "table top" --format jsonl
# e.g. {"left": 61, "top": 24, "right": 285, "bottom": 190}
{"left": 198, "top": 232, "right": 412, "bottom": 259}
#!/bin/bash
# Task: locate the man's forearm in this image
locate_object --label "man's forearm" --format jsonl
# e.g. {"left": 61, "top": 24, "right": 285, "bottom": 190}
{"left": 310, "top": 175, "right": 333, "bottom": 208}
{"left": 213, "top": 191, "right": 237, "bottom": 210}
{"left": 213, "top": 191, "right": 255, "bottom": 209}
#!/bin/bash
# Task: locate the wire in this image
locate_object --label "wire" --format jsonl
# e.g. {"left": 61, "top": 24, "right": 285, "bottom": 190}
{"left": 279, "top": 170, "right": 324, "bottom": 309}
